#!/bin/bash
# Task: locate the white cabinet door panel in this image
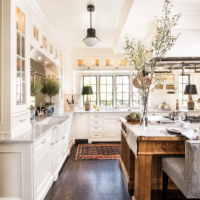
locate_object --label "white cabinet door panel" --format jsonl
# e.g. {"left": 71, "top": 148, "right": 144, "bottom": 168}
{"left": 34, "top": 142, "right": 53, "bottom": 200}
{"left": 75, "top": 114, "right": 88, "bottom": 139}
{"left": 104, "top": 120, "right": 118, "bottom": 138}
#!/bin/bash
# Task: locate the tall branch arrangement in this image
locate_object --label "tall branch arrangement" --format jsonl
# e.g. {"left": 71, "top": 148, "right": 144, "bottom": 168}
{"left": 124, "top": 0, "right": 181, "bottom": 126}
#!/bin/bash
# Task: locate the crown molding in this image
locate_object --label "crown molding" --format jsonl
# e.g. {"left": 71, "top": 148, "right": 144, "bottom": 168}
{"left": 112, "top": 0, "right": 134, "bottom": 52}
{"left": 25, "top": 0, "right": 67, "bottom": 51}
{"left": 68, "top": 48, "right": 113, "bottom": 55}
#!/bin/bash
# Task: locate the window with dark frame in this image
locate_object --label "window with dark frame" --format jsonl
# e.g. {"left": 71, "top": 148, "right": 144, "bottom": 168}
{"left": 83, "top": 76, "right": 97, "bottom": 106}
{"left": 179, "top": 74, "right": 190, "bottom": 106}
{"left": 132, "top": 76, "right": 140, "bottom": 107}
{"left": 99, "top": 76, "right": 113, "bottom": 107}
{"left": 116, "top": 75, "right": 130, "bottom": 107}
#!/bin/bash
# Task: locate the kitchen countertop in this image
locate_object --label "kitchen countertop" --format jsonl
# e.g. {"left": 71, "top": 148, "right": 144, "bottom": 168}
{"left": 0, "top": 124, "right": 55, "bottom": 144}
{"left": 73, "top": 109, "right": 171, "bottom": 113}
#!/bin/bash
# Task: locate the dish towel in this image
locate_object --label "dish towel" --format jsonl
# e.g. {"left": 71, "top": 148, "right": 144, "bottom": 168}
{"left": 181, "top": 130, "right": 198, "bottom": 140}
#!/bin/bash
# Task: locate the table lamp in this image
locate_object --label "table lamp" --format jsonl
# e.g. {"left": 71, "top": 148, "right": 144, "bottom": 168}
{"left": 184, "top": 84, "right": 198, "bottom": 110}
{"left": 82, "top": 86, "right": 93, "bottom": 110}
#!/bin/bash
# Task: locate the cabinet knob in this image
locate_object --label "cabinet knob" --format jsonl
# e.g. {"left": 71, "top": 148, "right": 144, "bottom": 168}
{"left": 63, "top": 137, "right": 65, "bottom": 139}
{"left": 94, "top": 127, "right": 98, "bottom": 129}
{"left": 152, "top": 114, "right": 155, "bottom": 116}
{"left": 94, "top": 133, "right": 98, "bottom": 136}
{"left": 20, "top": 119, "right": 25, "bottom": 122}
{"left": 94, "top": 116, "right": 98, "bottom": 117}
{"left": 40, "top": 45, "right": 43, "bottom": 49}
{"left": 51, "top": 143, "right": 54, "bottom": 145}
{"left": 94, "top": 121, "right": 98, "bottom": 123}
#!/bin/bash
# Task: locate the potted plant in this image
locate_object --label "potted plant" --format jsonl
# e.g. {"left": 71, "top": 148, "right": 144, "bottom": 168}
{"left": 41, "top": 75, "right": 60, "bottom": 116}
{"left": 30, "top": 69, "right": 43, "bottom": 124}
{"left": 124, "top": 0, "right": 182, "bottom": 129}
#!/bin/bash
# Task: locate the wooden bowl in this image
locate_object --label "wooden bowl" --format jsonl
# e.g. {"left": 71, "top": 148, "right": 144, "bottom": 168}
{"left": 126, "top": 118, "right": 140, "bottom": 122}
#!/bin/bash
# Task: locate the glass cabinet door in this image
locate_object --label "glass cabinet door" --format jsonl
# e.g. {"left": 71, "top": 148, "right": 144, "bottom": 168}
{"left": 16, "top": 7, "right": 26, "bottom": 105}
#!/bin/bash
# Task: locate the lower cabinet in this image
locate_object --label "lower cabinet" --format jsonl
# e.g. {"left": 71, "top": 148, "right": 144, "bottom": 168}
{"left": 104, "top": 120, "right": 119, "bottom": 138}
{"left": 75, "top": 113, "right": 88, "bottom": 139}
{"left": 34, "top": 128, "right": 70, "bottom": 199}
{"left": 74, "top": 113, "right": 123, "bottom": 143}
{"left": 34, "top": 140, "right": 54, "bottom": 200}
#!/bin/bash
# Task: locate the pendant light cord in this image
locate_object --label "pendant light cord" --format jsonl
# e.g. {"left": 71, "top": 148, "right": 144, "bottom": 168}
{"left": 90, "top": 10, "right": 92, "bottom": 28}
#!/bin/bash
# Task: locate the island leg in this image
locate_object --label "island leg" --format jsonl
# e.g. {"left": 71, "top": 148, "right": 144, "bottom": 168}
{"left": 132, "top": 154, "right": 152, "bottom": 200}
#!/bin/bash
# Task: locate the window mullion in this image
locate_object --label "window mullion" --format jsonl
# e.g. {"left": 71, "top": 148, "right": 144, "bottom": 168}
{"left": 130, "top": 75, "right": 133, "bottom": 107}
{"left": 97, "top": 75, "right": 99, "bottom": 106}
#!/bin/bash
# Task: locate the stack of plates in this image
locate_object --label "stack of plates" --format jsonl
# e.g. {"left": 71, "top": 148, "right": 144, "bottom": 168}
{"left": 166, "top": 127, "right": 183, "bottom": 135}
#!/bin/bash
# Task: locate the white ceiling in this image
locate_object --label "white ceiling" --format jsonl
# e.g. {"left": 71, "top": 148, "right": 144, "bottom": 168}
{"left": 34, "top": 0, "right": 125, "bottom": 49}
{"left": 35, "top": 0, "right": 200, "bottom": 53}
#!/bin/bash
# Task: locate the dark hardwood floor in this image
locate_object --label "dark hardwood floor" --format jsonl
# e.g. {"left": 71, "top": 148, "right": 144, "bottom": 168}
{"left": 45, "top": 144, "right": 185, "bottom": 200}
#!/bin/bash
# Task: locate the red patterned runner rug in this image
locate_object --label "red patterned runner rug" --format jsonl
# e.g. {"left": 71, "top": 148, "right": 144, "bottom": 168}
{"left": 75, "top": 143, "right": 121, "bottom": 160}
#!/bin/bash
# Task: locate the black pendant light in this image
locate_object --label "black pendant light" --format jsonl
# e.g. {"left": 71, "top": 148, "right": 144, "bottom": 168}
{"left": 83, "top": 5, "right": 100, "bottom": 48}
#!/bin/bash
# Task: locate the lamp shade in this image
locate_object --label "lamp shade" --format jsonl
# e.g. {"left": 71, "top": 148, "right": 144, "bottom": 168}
{"left": 81, "top": 86, "right": 94, "bottom": 95}
{"left": 83, "top": 28, "right": 99, "bottom": 48}
{"left": 184, "top": 84, "right": 198, "bottom": 95}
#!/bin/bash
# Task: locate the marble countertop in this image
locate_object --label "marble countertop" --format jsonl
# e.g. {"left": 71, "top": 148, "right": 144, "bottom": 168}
{"left": 73, "top": 109, "right": 171, "bottom": 113}
{"left": 0, "top": 124, "right": 55, "bottom": 144}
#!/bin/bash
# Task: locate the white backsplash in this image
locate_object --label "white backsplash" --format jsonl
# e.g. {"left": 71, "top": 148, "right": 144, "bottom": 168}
{"left": 150, "top": 94, "right": 178, "bottom": 111}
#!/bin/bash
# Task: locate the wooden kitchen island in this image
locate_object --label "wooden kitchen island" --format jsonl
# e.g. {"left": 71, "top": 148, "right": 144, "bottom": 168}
{"left": 119, "top": 118, "right": 187, "bottom": 200}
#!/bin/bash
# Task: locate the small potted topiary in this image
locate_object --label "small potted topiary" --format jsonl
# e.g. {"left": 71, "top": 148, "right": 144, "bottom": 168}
{"left": 30, "top": 69, "right": 43, "bottom": 124}
{"left": 41, "top": 75, "right": 60, "bottom": 116}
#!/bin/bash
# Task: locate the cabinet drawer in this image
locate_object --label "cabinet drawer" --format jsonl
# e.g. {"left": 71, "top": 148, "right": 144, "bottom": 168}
{"left": 90, "top": 132, "right": 103, "bottom": 138}
{"left": 34, "top": 130, "right": 53, "bottom": 154}
{"left": 89, "top": 125, "right": 103, "bottom": 132}
{"left": 89, "top": 120, "right": 103, "bottom": 125}
{"left": 89, "top": 114, "right": 103, "bottom": 122}
{"left": 12, "top": 113, "right": 29, "bottom": 129}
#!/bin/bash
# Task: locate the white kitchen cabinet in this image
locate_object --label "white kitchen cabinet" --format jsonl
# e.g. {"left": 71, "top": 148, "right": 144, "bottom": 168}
{"left": 34, "top": 140, "right": 54, "bottom": 200}
{"left": 62, "top": 131, "right": 69, "bottom": 156}
{"left": 64, "top": 54, "right": 75, "bottom": 94}
{"left": 104, "top": 119, "right": 119, "bottom": 138}
{"left": 116, "top": 57, "right": 130, "bottom": 70}
{"left": 53, "top": 139, "right": 63, "bottom": 179}
{"left": 103, "top": 57, "right": 116, "bottom": 69}
{"left": 75, "top": 57, "right": 89, "bottom": 70}
{"left": 75, "top": 113, "right": 88, "bottom": 139}
{"left": 89, "top": 57, "right": 101, "bottom": 69}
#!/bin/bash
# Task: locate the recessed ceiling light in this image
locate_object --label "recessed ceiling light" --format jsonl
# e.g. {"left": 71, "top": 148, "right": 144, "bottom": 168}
{"left": 45, "top": 61, "right": 48, "bottom": 64}
{"left": 38, "top": 57, "right": 41, "bottom": 60}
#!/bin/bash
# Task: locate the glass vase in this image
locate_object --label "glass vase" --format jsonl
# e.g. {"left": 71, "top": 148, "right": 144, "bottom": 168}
{"left": 140, "top": 96, "right": 148, "bottom": 129}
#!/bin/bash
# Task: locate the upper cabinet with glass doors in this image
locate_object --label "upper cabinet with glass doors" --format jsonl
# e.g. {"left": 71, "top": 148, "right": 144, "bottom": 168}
{"left": 116, "top": 57, "right": 129, "bottom": 69}
{"left": 16, "top": 7, "right": 26, "bottom": 106}
{"left": 104, "top": 57, "right": 115, "bottom": 69}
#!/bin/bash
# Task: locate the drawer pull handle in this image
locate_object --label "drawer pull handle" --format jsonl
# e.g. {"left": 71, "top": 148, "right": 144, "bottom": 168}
{"left": 20, "top": 119, "right": 25, "bottom": 122}
{"left": 94, "top": 121, "right": 98, "bottom": 123}
{"left": 94, "top": 133, "right": 99, "bottom": 136}
{"left": 63, "top": 137, "right": 65, "bottom": 139}
{"left": 152, "top": 114, "right": 155, "bottom": 116}
{"left": 51, "top": 143, "right": 54, "bottom": 145}
{"left": 94, "top": 116, "right": 98, "bottom": 117}
{"left": 94, "top": 127, "right": 98, "bottom": 129}
{"left": 42, "top": 141, "right": 45, "bottom": 144}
